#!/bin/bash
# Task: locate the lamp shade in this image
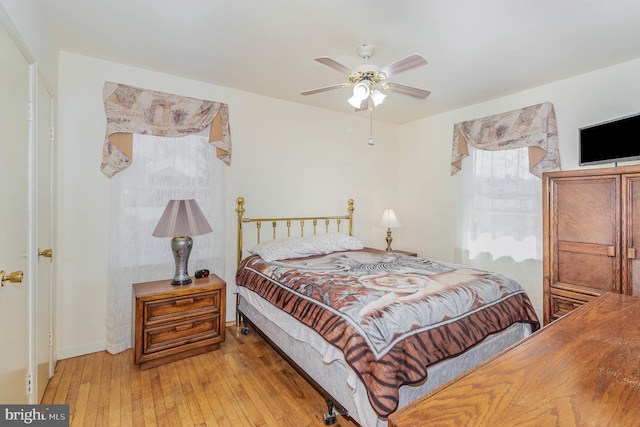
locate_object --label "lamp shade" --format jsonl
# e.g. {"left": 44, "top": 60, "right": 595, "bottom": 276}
{"left": 378, "top": 208, "right": 401, "bottom": 229}
{"left": 152, "top": 199, "right": 212, "bottom": 237}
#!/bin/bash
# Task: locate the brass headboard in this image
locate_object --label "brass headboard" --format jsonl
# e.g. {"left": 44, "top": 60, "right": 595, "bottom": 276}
{"left": 235, "top": 197, "right": 355, "bottom": 266}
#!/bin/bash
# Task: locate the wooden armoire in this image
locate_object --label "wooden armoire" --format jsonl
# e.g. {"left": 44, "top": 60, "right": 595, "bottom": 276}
{"left": 543, "top": 164, "right": 640, "bottom": 324}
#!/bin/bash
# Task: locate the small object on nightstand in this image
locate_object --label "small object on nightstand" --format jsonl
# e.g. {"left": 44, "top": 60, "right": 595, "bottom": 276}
{"left": 195, "top": 269, "right": 209, "bottom": 279}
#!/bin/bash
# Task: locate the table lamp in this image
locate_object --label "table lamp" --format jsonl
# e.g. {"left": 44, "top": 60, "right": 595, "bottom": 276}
{"left": 378, "top": 208, "right": 401, "bottom": 251}
{"left": 152, "top": 199, "right": 212, "bottom": 285}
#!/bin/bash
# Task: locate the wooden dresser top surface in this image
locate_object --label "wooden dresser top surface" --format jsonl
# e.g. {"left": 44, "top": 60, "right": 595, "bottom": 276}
{"left": 388, "top": 292, "right": 640, "bottom": 427}
{"left": 133, "top": 274, "right": 225, "bottom": 299}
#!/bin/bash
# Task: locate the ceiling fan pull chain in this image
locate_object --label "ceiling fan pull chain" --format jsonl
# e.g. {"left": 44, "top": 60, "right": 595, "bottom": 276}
{"left": 369, "top": 107, "right": 374, "bottom": 146}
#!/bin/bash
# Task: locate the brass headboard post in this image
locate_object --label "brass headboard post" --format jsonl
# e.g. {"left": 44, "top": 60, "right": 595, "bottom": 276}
{"left": 236, "top": 197, "right": 246, "bottom": 266}
{"left": 235, "top": 197, "right": 246, "bottom": 326}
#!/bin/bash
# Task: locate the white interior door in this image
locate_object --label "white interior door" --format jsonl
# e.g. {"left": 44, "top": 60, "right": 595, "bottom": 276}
{"left": 36, "top": 75, "right": 54, "bottom": 402}
{"left": 0, "top": 19, "right": 31, "bottom": 404}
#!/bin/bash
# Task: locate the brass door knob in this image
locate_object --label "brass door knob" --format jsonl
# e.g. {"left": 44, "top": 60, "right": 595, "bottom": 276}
{"left": 38, "top": 248, "right": 53, "bottom": 259}
{"left": 0, "top": 270, "right": 24, "bottom": 286}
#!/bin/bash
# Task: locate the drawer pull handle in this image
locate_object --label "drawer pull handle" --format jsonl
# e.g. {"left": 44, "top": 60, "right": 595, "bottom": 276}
{"left": 175, "top": 298, "right": 194, "bottom": 306}
{"left": 175, "top": 324, "right": 193, "bottom": 332}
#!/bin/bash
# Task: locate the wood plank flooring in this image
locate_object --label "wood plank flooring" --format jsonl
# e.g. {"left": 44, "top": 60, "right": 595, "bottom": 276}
{"left": 41, "top": 325, "right": 359, "bottom": 427}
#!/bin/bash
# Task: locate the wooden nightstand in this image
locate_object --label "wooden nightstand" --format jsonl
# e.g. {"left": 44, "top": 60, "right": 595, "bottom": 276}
{"left": 392, "top": 249, "right": 418, "bottom": 257}
{"left": 133, "top": 274, "right": 226, "bottom": 370}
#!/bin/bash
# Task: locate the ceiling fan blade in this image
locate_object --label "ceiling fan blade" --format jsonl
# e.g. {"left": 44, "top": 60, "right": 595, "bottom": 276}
{"left": 381, "top": 54, "right": 428, "bottom": 78}
{"left": 301, "top": 83, "right": 348, "bottom": 96}
{"left": 387, "top": 83, "right": 431, "bottom": 99}
{"left": 315, "top": 57, "right": 354, "bottom": 75}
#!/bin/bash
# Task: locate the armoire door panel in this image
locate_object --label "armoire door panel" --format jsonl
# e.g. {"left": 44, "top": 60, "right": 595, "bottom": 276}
{"left": 557, "top": 251, "right": 617, "bottom": 292}
{"left": 622, "top": 174, "right": 640, "bottom": 296}
{"left": 544, "top": 166, "right": 640, "bottom": 324}
{"left": 631, "top": 260, "right": 640, "bottom": 296}
{"left": 557, "top": 240, "right": 615, "bottom": 256}
{"left": 555, "top": 178, "right": 618, "bottom": 246}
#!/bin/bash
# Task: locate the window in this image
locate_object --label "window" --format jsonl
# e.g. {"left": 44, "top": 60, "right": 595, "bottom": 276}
{"left": 105, "top": 129, "right": 226, "bottom": 354}
{"left": 458, "top": 146, "right": 541, "bottom": 263}
{"left": 456, "top": 145, "right": 544, "bottom": 317}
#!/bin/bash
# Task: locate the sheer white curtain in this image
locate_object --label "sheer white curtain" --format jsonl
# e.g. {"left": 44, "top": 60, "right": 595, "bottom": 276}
{"left": 455, "top": 146, "right": 543, "bottom": 316}
{"left": 458, "top": 146, "right": 541, "bottom": 262}
{"left": 106, "top": 128, "right": 226, "bottom": 354}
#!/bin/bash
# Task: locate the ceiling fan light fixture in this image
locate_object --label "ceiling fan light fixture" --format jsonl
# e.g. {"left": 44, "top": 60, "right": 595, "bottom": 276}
{"left": 370, "top": 89, "right": 386, "bottom": 106}
{"left": 348, "top": 95, "right": 364, "bottom": 109}
{"left": 347, "top": 96, "right": 359, "bottom": 108}
{"left": 303, "top": 45, "right": 430, "bottom": 113}
{"left": 348, "top": 82, "right": 370, "bottom": 107}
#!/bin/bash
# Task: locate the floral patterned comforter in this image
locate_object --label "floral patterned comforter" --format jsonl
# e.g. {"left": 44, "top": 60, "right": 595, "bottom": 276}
{"left": 235, "top": 248, "right": 539, "bottom": 418}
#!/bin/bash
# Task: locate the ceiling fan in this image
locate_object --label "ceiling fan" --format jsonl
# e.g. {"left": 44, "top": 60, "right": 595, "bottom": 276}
{"left": 301, "top": 44, "right": 431, "bottom": 111}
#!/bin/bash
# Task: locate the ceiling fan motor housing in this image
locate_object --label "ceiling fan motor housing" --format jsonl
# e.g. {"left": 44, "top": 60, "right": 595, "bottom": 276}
{"left": 357, "top": 44, "right": 376, "bottom": 59}
{"left": 349, "top": 70, "right": 388, "bottom": 90}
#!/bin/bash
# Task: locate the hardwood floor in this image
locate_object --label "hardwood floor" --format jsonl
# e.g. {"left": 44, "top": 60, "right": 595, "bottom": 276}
{"left": 42, "top": 325, "right": 359, "bottom": 427}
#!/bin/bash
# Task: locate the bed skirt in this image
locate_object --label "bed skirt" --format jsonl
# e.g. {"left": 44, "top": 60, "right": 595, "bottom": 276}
{"left": 237, "top": 288, "right": 532, "bottom": 427}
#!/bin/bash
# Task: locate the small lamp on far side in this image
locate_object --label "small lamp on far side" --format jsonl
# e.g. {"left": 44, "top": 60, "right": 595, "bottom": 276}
{"left": 153, "top": 199, "right": 212, "bottom": 285}
{"left": 378, "top": 208, "right": 401, "bottom": 251}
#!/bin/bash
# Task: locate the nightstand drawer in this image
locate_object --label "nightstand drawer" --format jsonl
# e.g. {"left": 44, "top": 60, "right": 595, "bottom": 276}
{"left": 143, "top": 314, "right": 221, "bottom": 355}
{"left": 144, "top": 291, "right": 220, "bottom": 326}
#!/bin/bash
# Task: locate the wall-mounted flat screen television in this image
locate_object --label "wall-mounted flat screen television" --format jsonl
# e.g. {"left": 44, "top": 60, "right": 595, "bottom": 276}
{"left": 579, "top": 112, "right": 640, "bottom": 166}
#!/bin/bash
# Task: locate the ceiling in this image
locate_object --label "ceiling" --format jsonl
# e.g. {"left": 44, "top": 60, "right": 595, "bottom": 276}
{"left": 35, "top": 0, "right": 640, "bottom": 125}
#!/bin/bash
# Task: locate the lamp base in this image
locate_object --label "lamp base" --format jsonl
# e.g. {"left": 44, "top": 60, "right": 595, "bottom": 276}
{"left": 171, "top": 277, "right": 192, "bottom": 286}
{"left": 171, "top": 236, "right": 193, "bottom": 285}
{"left": 385, "top": 228, "right": 393, "bottom": 251}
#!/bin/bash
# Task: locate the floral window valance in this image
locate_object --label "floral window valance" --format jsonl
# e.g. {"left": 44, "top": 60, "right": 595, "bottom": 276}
{"left": 101, "top": 81, "right": 232, "bottom": 178}
{"left": 451, "top": 102, "right": 561, "bottom": 178}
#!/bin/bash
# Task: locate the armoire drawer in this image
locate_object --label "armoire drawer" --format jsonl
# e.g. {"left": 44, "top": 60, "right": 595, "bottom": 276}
{"left": 549, "top": 289, "right": 597, "bottom": 321}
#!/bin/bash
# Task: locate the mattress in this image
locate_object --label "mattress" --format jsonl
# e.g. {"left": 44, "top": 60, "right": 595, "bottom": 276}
{"left": 236, "top": 248, "right": 539, "bottom": 414}
{"left": 237, "top": 287, "right": 532, "bottom": 427}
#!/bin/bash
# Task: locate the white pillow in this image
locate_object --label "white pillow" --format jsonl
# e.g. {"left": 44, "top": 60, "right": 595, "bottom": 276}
{"left": 307, "top": 232, "right": 364, "bottom": 254}
{"left": 249, "top": 233, "right": 363, "bottom": 262}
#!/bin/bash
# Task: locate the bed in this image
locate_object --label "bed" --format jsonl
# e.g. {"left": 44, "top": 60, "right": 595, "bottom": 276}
{"left": 233, "top": 197, "right": 540, "bottom": 427}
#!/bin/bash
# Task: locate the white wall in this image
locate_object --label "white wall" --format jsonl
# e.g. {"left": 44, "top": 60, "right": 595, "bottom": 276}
{"left": 396, "top": 58, "right": 640, "bottom": 318}
{"left": 0, "top": 0, "right": 57, "bottom": 93}
{"left": 56, "top": 52, "right": 399, "bottom": 358}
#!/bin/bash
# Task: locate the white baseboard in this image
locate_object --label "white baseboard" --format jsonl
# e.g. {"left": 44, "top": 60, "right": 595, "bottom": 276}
{"left": 56, "top": 340, "right": 105, "bottom": 360}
